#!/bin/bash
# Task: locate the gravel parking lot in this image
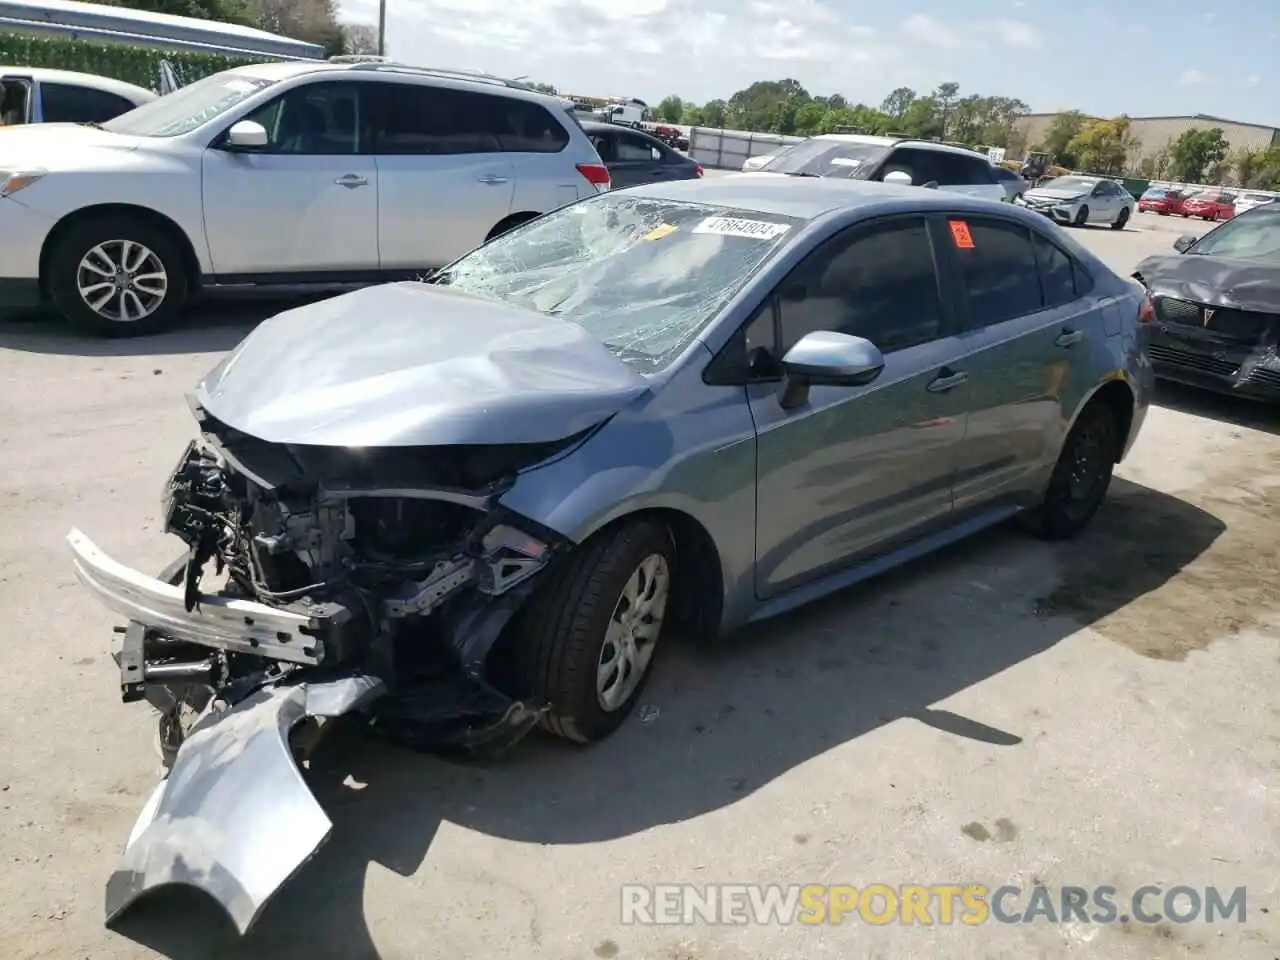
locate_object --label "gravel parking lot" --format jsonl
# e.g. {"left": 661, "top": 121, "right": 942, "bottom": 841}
{"left": 0, "top": 207, "right": 1276, "bottom": 960}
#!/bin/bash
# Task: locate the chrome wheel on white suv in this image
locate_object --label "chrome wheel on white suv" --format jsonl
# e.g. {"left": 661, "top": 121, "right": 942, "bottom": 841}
{"left": 47, "top": 215, "right": 189, "bottom": 338}
{"left": 76, "top": 240, "right": 170, "bottom": 324}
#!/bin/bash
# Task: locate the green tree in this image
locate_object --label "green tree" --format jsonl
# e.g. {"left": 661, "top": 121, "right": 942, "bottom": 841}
{"left": 1169, "top": 127, "right": 1230, "bottom": 183}
{"left": 932, "top": 81, "right": 960, "bottom": 137}
{"left": 794, "top": 100, "right": 826, "bottom": 135}
{"left": 726, "top": 78, "right": 809, "bottom": 132}
{"left": 880, "top": 86, "right": 915, "bottom": 121}
{"left": 656, "top": 95, "right": 684, "bottom": 123}
{"left": 700, "top": 99, "right": 728, "bottom": 128}
{"left": 898, "top": 97, "right": 943, "bottom": 139}
{"left": 1037, "top": 110, "right": 1086, "bottom": 167}
{"left": 1066, "top": 116, "right": 1140, "bottom": 175}
{"left": 92, "top": 0, "right": 256, "bottom": 23}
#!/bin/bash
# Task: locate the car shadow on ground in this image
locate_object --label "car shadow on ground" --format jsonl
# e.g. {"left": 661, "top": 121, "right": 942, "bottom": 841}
{"left": 1154, "top": 380, "right": 1279, "bottom": 437}
{"left": 0, "top": 298, "right": 309, "bottom": 357}
{"left": 112, "top": 477, "right": 1226, "bottom": 960}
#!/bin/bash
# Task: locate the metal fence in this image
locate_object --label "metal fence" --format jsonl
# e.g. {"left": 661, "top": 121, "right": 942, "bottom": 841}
{"left": 688, "top": 127, "right": 805, "bottom": 171}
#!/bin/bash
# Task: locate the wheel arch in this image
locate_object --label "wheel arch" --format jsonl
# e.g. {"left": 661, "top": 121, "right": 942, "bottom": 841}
{"left": 39, "top": 204, "right": 203, "bottom": 298}
{"left": 1070, "top": 376, "right": 1136, "bottom": 463}
{"left": 485, "top": 211, "right": 543, "bottom": 244}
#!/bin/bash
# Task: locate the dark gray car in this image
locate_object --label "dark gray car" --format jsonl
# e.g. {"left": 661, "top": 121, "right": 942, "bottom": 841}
{"left": 69, "top": 177, "right": 1152, "bottom": 936}
{"left": 581, "top": 119, "right": 702, "bottom": 188}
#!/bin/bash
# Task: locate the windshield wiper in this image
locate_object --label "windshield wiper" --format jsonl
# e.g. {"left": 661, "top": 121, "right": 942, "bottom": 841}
{"left": 784, "top": 171, "right": 821, "bottom": 178}
{"left": 78, "top": 122, "right": 104, "bottom": 130}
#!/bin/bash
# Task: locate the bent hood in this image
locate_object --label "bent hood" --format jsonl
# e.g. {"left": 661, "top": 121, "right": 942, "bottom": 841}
{"left": 1133, "top": 253, "right": 1280, "bottom": 314}
{"left": 194, "top": 282, "right": 651, "bottom": 447}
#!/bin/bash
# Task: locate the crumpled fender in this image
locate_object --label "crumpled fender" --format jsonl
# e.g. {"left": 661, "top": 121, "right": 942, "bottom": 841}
{"left": 105, "top": 675, "right": 384, "bottom": 935}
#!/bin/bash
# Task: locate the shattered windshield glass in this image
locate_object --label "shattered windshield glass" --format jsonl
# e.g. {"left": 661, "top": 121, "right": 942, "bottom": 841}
{"left": 432, "top": 195, "right": 801, "bottom": 371}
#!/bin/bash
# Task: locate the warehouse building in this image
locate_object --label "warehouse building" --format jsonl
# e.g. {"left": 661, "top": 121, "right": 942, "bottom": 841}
{"left": 1014, "top": 112, "right": 1280, "bottom": 159}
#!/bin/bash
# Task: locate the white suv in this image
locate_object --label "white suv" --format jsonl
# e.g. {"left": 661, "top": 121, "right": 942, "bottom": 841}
{"left": 0, "top": 60, "right": 610, "bottom": 336}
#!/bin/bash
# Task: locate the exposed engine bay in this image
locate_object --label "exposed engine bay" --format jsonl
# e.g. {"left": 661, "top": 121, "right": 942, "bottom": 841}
{"left": 114, "top": 406, "right": 593, "bottom": 754}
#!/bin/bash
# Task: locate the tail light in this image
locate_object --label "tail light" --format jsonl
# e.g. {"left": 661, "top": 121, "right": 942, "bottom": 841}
{"left": 1139, "top": 294, "right": 1155, "bottom": 324}
{"left": 576, "top": 162, "right": 611, "bottom": 190}
{"left": 694, "top": 164, "right": 704, "bottom": 178}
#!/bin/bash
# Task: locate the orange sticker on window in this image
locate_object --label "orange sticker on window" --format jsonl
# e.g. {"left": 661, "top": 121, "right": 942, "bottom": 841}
{"left": 949, "top": 220, "right": 974, "bottom": 249}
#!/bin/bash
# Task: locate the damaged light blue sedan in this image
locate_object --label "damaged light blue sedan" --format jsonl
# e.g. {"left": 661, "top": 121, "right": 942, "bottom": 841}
{"left": 67, "top": 176, "right": 1154, "bottom": 935}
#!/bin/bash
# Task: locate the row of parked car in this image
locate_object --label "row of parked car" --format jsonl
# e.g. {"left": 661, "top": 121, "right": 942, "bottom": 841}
{"left": 1137, "top": 185, "right": 1276, "bottom": 221}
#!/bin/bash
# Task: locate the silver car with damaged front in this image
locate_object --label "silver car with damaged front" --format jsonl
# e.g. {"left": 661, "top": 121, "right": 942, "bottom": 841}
{"left": 70, "top": 177, "right": 1152, "bottom": 934}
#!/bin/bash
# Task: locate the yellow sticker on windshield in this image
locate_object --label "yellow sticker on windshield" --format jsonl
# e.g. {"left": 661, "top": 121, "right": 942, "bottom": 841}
{"left": 640, "top": 223, "right": 678, "bottom": 242}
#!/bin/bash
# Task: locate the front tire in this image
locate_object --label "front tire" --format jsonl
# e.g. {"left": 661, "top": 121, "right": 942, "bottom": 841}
{"left": 47, "top": 215, "right": 189, "bottom": 338}
{"left": 512, "top": 519, "right": 674, "bottom": 743}
{"left": 1019, "top": 402, "right": 1120, "bottom": 540}
{"left": 1073, "top": 205, "right": 1089, "bottom": 226}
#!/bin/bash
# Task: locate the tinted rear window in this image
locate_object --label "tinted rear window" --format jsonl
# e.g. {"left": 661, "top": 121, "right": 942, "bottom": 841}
{"left": 761, "top": 139, "right": 890, "bottom": 178}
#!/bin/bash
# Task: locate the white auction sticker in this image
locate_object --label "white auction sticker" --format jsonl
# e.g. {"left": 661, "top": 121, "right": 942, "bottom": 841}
{"left": 828, "top": 157, "right": 864, "bottom": 168}
{"left": 692, "top": 217, "right": 792, "bottom": 240}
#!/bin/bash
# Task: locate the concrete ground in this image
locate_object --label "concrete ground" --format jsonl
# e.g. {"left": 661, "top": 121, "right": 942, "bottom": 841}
{"left": 0, "top": 210, "right": 1276, "bottom": 960}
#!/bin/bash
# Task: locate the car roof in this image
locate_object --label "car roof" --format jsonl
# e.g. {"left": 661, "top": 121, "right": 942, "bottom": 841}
{"left": 620, "top": 174, "right": 1043, "bottom": 222}
{"left": 812, "top": 133, "right": 992, "bottom": 160}
{"left": 219, "top": 60, "right": 572, "bottom": 108}
{"left": 0, "top": 65, "right": 156, "bottom": 101}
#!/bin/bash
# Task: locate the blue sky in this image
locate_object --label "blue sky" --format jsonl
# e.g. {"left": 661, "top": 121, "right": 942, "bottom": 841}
{"left": 339, "top": 0, "right": 1277, "bottom": 125}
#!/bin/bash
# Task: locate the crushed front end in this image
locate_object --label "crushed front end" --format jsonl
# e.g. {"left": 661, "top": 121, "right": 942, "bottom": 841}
{"left": 69, "top": 404, "right": 579, "bottom": 934}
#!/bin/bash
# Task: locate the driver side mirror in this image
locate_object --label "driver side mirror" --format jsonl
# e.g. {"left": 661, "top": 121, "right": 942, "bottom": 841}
{"left": 224, "top": 120, "right": 268, "bottom": 150}
{"left": 883, "top": 170, "right": 913, "bottom": 186}
{"left": 777, "top": 331, "right": 885, "bottom": 409}
{"left": 1173, "top": 234, "right": 1198, "bottom": 253}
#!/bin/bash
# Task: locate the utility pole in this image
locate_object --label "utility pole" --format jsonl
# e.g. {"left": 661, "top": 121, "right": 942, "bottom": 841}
{"left": 377, "top": 0, "right": 387, "bottom": 56}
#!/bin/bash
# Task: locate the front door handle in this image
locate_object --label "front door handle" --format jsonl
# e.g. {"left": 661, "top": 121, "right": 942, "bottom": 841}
{"left": 926, "top": 369, "right": 968, "bottom": 393}
{"left": 1055, "top": 329, "right": 1085, "bottom": 347}
{"left": 334, "top": 174, "right": 368, "bottom": 188}
{"left": 477, "top": 175, "right": 509, "bottom": 185}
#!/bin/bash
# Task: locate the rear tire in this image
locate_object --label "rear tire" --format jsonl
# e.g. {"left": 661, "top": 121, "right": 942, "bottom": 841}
{"left": 47, "top": 215, "right": 189, "bottom": 338}
{"left": 512, "top": 519, "right": 674, "bottom": 743}
{"left": 485, "top": 212, "right": 540, "bottom": 244}
{"left": 1111, "top": 207, "right": 1130, "bottom": 230}
{"left": 1019, "top": 402, "right": 1120, "bottom": 540}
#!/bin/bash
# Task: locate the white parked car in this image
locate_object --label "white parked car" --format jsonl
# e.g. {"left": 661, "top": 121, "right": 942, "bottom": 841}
{"left": 0, "top": 60, "right": 610, "bottom": 336}
{"left": 0, "top": 65, "right": 155, "bottom": 127}
{"left": 1017, "top": 175, "right": 1136, "bottom": 230}
{"left": 733, "top": 134, "right": 1007, "bottom": 203}
{"left": 1231, "top": 192, "right": 1276, "bottom": 216}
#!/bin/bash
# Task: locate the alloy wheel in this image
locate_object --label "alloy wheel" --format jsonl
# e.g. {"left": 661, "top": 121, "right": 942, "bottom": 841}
{"left": 596, "top": 552, "right": 670, "bottom": 712}
{"left": 76, "top": 240, "right": 169, "bottom": 324}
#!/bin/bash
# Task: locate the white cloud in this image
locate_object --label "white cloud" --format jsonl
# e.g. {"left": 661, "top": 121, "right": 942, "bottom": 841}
{"left": 341, "top": 0, "right": 894, "bottom": 103}
{"left": 984, "top": 18, "right": 1043, "bottom": 47}
{"left": 899, "top": 13, "right": 1041, "bottom": 50}
{"left": 1244, "top": 74, "right": 1261, "bottom": 88}
{"left": 902, "top": 13, "right": 963, "bottom": 48}
{"left": 1179, "top": 69, "right": 1208, "bottom": 85}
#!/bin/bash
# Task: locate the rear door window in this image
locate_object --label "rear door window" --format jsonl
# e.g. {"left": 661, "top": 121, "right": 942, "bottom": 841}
{"left": 952, "top": 217, "right": 1044, "bottom": 325}
{"left": 1032, "top": 232, "right": 1089, "bottom": 307}
{"left": 616, "top": 132, "right": 660, "bottom": 162}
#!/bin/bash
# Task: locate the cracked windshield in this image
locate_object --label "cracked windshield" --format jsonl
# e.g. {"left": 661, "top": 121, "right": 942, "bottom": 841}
{"left": 433, "top": 196, "right": 798, "bottom": 370}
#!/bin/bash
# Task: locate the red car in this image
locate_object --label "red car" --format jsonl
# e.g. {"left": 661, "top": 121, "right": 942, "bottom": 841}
{"left": 1137, "top": 187, "right": 1187, "bottom": 215}
{"left": 1180, "top": 190, "right": 1235, "bottom": 221}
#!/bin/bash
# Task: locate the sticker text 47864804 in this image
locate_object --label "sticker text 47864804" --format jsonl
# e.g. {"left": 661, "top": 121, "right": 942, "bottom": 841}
{"left": 692, "top": 217, "right": 793, "bottom": 240}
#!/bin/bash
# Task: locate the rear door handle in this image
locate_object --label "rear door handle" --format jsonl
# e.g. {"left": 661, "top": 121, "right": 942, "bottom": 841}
{"left": 1055, "top": 329, "right": 1085, "bottom": 347}
{"left": 926, "top": 369, "right": 968, "bottom": 393}
{"left": 477, "top": 175, "right": 509, "bottom": 185}
{"left": 334, "top": 174, "right": 368, "bottom": 188}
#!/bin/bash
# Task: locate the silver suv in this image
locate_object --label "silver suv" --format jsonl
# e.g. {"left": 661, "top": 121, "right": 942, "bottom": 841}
{"left": 0, "top": 60, "right": 610, "bottom": 336}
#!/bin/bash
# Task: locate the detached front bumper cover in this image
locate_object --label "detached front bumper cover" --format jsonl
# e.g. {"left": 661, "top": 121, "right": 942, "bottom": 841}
{"left": 105, "top": 676, "right": 385, "bottom": 935}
